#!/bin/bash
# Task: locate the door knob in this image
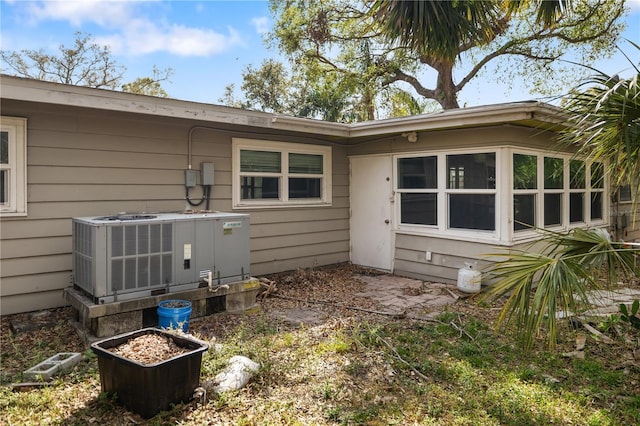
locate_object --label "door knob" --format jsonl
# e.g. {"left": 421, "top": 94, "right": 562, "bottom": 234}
{"left": 384, "top": 219, "right": 390, "bottom": 224}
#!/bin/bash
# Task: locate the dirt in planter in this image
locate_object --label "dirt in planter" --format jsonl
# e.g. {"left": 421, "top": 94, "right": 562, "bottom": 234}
{"left": 107, "top": 334, "right": 190, "bottom": 365}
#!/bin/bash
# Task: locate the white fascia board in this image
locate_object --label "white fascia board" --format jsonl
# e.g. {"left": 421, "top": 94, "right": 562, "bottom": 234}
{"left": 347, "top": 102, "right": 565, "bottom": 137}
{"left": 1, "top": 75, "right": 275, "bottom": 128}
{"left": 2, "top": 75, "right": 352, "bottom": 136}
{"left": 269, "top": 114, "right": 350, "bottom": 137}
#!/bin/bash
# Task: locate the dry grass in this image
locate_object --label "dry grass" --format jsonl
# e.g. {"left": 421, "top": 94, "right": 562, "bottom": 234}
{"left": 1, "top": 263, "right": 639, "bottom": 425}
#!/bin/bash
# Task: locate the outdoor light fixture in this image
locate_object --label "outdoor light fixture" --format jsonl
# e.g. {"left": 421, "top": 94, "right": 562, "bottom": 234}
{"left": 402, "top": 131, "right": 418, "bottom": 143}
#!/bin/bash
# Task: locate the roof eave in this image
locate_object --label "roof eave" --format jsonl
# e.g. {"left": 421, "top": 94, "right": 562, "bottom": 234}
{"left": 1, "top": 75, "right": 568, "bottom": 139}
{"left": 346, "top": 102, "right": 567, "bottom": 138}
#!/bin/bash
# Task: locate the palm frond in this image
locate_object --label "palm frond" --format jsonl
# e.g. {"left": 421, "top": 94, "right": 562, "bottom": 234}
{"left": 483, "top": 228, "right": 639, "bottom": 350}
{"left": 369, "top": 0, "right": 501, "bottom": 60}
{"left": 559, "top": 48, "right": 640, "bottom": 204}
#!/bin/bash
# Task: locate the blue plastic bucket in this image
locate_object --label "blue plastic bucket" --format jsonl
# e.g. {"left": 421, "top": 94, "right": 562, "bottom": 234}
{"left": 157, "top": 300, "right": 192, "bottom": 332}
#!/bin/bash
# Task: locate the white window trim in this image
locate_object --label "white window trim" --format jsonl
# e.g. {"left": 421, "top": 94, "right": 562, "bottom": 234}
{"left": 232, "top": 138, "right": 332, "bottom": 209}
{"left": 0, "top": 116, "right": 27, "bottom": 216}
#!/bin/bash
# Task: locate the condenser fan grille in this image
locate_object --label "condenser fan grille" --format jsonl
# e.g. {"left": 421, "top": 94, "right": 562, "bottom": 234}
{"left": 94, "top": 214, "right": 157, "bottom": 221}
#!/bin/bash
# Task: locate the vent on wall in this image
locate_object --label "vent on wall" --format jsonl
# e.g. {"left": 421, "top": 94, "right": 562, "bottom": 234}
{"left": 72, "top": 212, "right": 250, "bottom": 304}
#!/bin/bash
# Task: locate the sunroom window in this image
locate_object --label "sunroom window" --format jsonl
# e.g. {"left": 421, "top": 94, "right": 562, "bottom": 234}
{"left": 513, "top": 153, "right": 537, "bottom": 231}
{"left": 569, "top": 159, "right": 586, "bottom": 223}
{"left": 396, "top": 148, "right": 607, "bottom": 244}
{"left": 590, "top": 161, "right": 604, "bottom": 220}
{"left": 233, "top": 139, "right": 331, "bottom": 208}
{"left": 543, "top": 156, "right": 563, "bottom": 227}
{"left": 396, "top": 151, "right": 496, "bottom": 233}
{"left": 512, "top": 153, "right": 606, "bottom": 234}
{"left": 447, "top": 153, "right": 496, "bottom": 231}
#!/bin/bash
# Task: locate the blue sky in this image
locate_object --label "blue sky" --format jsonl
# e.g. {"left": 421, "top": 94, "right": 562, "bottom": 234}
{"left": 2, "top": 0, "right": 639, "bottom": 109}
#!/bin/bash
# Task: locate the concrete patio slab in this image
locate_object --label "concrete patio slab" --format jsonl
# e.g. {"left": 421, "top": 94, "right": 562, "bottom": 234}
{"left": 354, "top": 274, "right": 459, "bottom": 311}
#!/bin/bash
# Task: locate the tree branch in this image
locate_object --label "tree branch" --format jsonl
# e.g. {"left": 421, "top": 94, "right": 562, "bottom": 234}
{"left": 385, "top": 68, "right": 436, "bottom": 99}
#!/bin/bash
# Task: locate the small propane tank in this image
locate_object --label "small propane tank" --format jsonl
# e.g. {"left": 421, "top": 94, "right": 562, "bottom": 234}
{"left": 457, "top": 262, "right": 481, "bottom": 293}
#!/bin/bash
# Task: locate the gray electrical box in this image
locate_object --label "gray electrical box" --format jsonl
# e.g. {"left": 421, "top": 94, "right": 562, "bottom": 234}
{"left": 72, "top": 212, "right": 250, "bottom": 304}
{"left": 185, "top": 169, "right": 198, "bottom": 187}
{"left": 201, "top": 162, "right": 214, "bottom": 186}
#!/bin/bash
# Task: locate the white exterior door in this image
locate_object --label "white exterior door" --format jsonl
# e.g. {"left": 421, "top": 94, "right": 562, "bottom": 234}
{"left": 349, "top": 155, "right": 393, "bottom": 271}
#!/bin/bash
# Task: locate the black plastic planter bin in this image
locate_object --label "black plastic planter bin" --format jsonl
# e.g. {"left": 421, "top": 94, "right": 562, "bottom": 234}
{"left": 91, "top": 327, "right": 208, "bottom": 419}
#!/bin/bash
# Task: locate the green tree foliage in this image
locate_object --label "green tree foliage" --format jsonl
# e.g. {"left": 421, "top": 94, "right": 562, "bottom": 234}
{"left": 227, "top": 0, "right": 625, "bottom": 120}
{"left": 369, "top": 0, "right": 625, "bottom": 109}
{"left": 121, "top": 77, "right": 168, "bottom": 97}
{"left": 241, "top": 59, "right": 291, "bottom": 113}
{"left": 371, "top": 0, "right": 503, "bottom": 61}
{"left": 1, "top": 31, "right": 171, "bottom": 97}
{"left": 383, "top": 87, "right": 439, "bottom": 118}
{"left": 121, "top": 66, "right": 173, "bottom": 97}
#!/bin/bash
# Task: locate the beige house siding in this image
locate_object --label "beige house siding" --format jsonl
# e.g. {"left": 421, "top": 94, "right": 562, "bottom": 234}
{"left": 393, "top": 233, "right": 495, "bottom": 283}
{"left": 611, "top": 200, "right": 640, "bottom": 242}
{"left": 244, "top": 147, "right": 350, "bottom": 275}
{"left": 0, "top": 100, "right": 350, "bottom": 315}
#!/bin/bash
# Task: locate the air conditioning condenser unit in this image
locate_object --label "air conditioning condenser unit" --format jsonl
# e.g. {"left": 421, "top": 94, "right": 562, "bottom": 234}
{"left": 72, "top": 212, "right": 250, "bottom": 304}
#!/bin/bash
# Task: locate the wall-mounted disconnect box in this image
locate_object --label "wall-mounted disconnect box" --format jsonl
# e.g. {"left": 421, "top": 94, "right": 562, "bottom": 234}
{"left": 201, "top": 162, "right": 214, "bottom": 186}
{"left": 185, "top": 169, "right": 198, "bottom": 188}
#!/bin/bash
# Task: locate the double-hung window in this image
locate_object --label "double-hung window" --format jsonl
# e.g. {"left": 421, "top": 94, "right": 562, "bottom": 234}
{"left": 0, "top": 117, "right": 27, "bottom": 216}
{"left": 397, "top": 156, "right": 437, "bottom": 226}
{"left": 232, "top": 139, "right": 332, "bottom": 208}
{"left": 447, "top": 153, "right": 496, "bottom": 231}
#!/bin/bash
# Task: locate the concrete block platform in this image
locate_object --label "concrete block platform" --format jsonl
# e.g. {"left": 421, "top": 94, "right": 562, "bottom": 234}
{"left": 23, "top": 352, "right": 83, "bottom": 381}
{"left": 64, "top": 278, "right": 261, "bottom": 338}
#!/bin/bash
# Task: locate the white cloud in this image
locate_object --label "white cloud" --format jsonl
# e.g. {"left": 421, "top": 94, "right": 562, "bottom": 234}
{"left": 20, "top": 0, "right": 245, "bottom": 57}
{"left": 26, "top": 0, "right": 135, "bottom": 27}
{"left": 251, "top": 16, "right": 269, "bottom": 34}
{"left": 98, "top": 19, "right": 245, "bottom": 57}
{"left": 628, "top": 0, "right": 640, "bottom": 13}
{"left": 150, "top": 24, "right": 242, "bottom": 56}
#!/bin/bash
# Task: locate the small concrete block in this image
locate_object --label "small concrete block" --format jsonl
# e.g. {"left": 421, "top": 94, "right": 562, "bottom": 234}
{"left": 23, "top": 352, "right": 82, "bottom": 381}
